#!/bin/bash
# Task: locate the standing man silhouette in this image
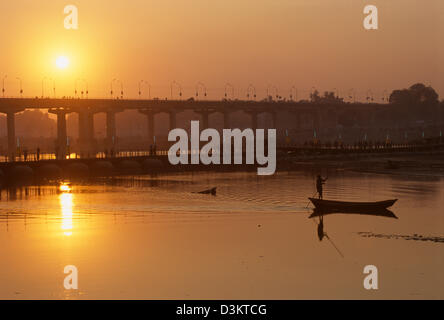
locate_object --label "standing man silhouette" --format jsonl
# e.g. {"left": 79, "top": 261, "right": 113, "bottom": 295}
{"left": 316, "top": 175, "right": 327, "bottom": 199}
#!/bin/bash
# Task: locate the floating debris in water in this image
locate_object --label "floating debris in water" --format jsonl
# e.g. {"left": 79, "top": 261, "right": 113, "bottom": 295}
{"left": 357, "top": 232, "right": 444, "bottom": 243}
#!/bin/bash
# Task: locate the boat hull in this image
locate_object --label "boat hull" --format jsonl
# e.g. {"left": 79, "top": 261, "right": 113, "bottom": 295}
{"left": 309, "top": 198, "right": 397, "bottom": 212}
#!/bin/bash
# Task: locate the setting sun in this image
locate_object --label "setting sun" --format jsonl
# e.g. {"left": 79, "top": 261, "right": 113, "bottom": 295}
{"left": 56, "top": 56, "right": 69, "bottom": 69}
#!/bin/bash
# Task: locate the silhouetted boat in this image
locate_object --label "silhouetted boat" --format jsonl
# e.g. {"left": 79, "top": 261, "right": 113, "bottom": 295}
{"left": 309, "top": 198, "right": 397, "bottom": 212}
{"left": 310, "top": 208, "right": 398, "bottom": 219}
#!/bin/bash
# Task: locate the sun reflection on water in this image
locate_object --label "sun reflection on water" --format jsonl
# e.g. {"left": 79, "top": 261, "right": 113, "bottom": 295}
{"left": 60, "top": 193, "right": 74, "bottom": 236}
{"left": 59, "top": 183, "right": 72, "bottom": 193}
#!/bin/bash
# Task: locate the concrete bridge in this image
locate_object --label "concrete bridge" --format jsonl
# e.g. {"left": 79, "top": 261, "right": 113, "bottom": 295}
{"left": 0, "top": 97, "right": 385, "bottom": 161}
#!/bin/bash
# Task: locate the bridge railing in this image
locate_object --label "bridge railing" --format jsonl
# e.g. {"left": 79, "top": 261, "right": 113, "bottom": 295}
{"left": 1, "top": 138, "right": 443, "bottom": 163}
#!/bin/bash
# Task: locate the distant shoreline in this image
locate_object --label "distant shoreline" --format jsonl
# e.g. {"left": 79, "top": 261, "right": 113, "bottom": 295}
{"left": 0, "top": 149, "right": 443, "bottom": 188}
{"left": 281, "top": 150, "right": 444, "bottom": 177}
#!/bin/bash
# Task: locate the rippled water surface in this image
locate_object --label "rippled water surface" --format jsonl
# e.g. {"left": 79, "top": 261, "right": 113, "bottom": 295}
{"left": 0, "top": 171, "right": 443, "bottom": 299}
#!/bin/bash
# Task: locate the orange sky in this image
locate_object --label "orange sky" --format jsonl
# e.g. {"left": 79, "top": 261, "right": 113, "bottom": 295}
{"left": 0, "top": 0, "right": 443, "bottom": 100}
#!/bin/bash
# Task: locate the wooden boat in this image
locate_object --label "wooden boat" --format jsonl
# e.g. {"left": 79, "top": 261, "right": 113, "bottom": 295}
{"left": 309, "top": 198, "right": 397, "bottom": 212}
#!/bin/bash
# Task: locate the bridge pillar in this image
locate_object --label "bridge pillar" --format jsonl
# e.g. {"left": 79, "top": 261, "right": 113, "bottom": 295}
{"left": 88, "top": 113, "right": 94, "bottom": 139}
{"left": 368, "top": 110, "right": 376, "bottom": 127}
{"left": 333, "top": 112, "right": 339, "bottom": 128}
{"left": 202, "top": 112, "right": 209, "bottom": 130}
{"left": 106, "top": 111, "right": 117, "bottom": 150}
{"left": 139, "top": 109, "right": 156, "bottom": 146}
{"left": 7, "top": 112, "right": 16, "bottom": 161}
{"left": 313, "top": 110, "right": 322, "bottom": 135}
{"left": 147, "top": 112, "right": 155, "bottom": 145}
{"left": 169, "top": 111, "right": 177, "bottom": 131}
{"left": 313, "top": 116, "right": 319, "bottom": 132}
{"left": 271, "top": 112, "right": 277, "bottom": 128}
{"left": 56, "top": 111, "right": 67, "bottom": 159}
{"left": 78, "top": 110, "right": 95, "bottom": 157}
{"left": 246, "top": 111, "right": 258, "bottom": 131}
{"left": 223, "top": 111, "right": 231, "bottom": 128}
{"left": 58, "top": 113, "right": 67, "bottom": 159}
{"left": 49, "top": 109, "right": 70, "bottom": 159}
{"left": 294, "top": 113, "right": 301, "bottom": 130}
{"left": 196, "top": 110, "right": 210, "bottom": 130}
{"left": 440, "top": 105, "right": 444, "bottom": 126}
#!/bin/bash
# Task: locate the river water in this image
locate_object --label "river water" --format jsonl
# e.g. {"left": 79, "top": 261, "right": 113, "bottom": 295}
{"left": 0, "top": 170, "right": 443, "bottom": 299}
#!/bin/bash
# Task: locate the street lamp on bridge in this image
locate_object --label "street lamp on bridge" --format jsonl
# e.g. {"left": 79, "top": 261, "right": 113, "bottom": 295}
{"left": 332, "top": 88, "right": 340, "bottom": 100}
{"left": 2, "top": 75, "right": 7, "bottom": 98}
{"left": 247, "top": 84, "right": 256, "bottom": 101}
{"left": 224, "top": 83, "right": 234, "bottom": 100}
{"left": 366, "top": 90, "right": 374, "bottom": 103}
{"left": 110, "top": 79, "right": 123, "bottom": 99}
{"left": 138, "top": 80, "right": 151, "bottom": 99}
{"left": 381, "top": 90, "right": 389, "bottom": 103}
{"left": 119, "top": 81, "right": 124, "bottom": 99}
{"left": 41, "top": 77, "right": 54, "bottom": 98}
{"left": 16, "top": 78, "right": 23, "bottom": 97}
{"left": 52, "top": 79, "right": 56, "bottom": 98}
{"left": 267, "top": 85, "right": 279, "bottom": 101}
{"left": 289, "top": 86, "right": 297, "bottom": 101}
{"left": 42, "top": 77, "right": 46, "bottom": 98}
{"left": 75, "top": 79, "right": 88, "bottom": 99}
{"left": 110, "top": 78, "right": 116, "bottom": 98}
{"left": 170, "top": 81, "right": 182, "bottom": 100}
{"left": 348, "top": 88, "right": 356, "bottom": 103}
{"left": 310, "top": 86, "right": 317, "bottom": 101}
{"left": 195, "top": 82, "right": 207, "bottom": 100}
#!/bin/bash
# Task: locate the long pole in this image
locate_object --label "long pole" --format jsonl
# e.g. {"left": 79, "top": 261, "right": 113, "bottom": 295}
{"left": 305, "top": 191, "right": 318, "bottom": 208}
{"left": 325, "top": 234, "right": 344, "bottom": 258}
{"left": 309, "top": 217, "right": 344, "bottom": 258}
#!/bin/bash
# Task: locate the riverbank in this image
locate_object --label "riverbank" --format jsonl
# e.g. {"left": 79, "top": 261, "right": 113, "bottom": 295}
{"left": 282, "top": 150, "right": 444, "bottom": 177}
{"left": 0, "top": 149, "right": 443, "bottom": 187}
